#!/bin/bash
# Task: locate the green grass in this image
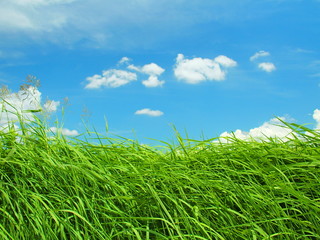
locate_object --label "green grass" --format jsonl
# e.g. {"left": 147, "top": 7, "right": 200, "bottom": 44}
{"left": 0, "top": 116, "right": 320, "bottom": 239}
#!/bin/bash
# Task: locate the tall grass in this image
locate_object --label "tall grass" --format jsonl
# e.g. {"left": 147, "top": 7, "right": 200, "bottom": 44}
{"left": 0, "top": 115, "right": 319, "bottom": 239}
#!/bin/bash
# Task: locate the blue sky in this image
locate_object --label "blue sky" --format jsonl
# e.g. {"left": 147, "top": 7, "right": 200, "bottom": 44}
{"left": 1, "top": 0, "right": 320, "bottom": 144}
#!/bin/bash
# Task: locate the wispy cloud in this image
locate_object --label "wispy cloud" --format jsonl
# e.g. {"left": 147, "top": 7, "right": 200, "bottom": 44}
{"left": 293, "top": 48, "right": 314, "bottom": 54}
{"left": 118, "top": 57, "right": 130, "bottom": 65}
{"left": 0, "top": 50, "right": 24, "bottom": 59}
{"left": 85, "top": 69, "right": 137, "bottom": 89}
{"left": 250, "top": 50, "right": 270, "bottom": 61}
{"left": 258, "top": 62, "right": 276, "bottom": 72}
{"left": 0, "top": 1, "right": 280, "bottom": 48}
{"left": 135, "top": 108, "right": 164, "bottom": 117}
{"left": 310, "top": 73, "right": 320, "bottom": 78}
{"left": 0, "top": 0, "right": 72, "bottom": 32}
{"left": 174, "top": 54, "right": 237, "bottom": 84}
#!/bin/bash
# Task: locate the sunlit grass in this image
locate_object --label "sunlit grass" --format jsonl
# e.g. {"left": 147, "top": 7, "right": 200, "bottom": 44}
{"left": 0, "top": 114, "right": 319, "bottom": 239}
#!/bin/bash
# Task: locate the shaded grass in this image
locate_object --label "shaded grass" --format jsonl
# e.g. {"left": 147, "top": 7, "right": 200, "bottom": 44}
{"left": 0, "top": 117, "right": 320, "bottom": 239}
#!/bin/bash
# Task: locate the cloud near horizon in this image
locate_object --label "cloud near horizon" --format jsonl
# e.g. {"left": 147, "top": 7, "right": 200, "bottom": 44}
{"left": 0, "top": 86, "right": 54, "bottom": 124}
{"left": 0, "top": 85, "right": 60, "bottom": 131}
{"left": 313, "top": 109, "right": 320, "bottom": 129}
{"left": 219, "top": 117, "right": 296, "bottom": 143}
{"left": 50, "top": 126, "right": 79, "bottom": 136}
{"left": 220, "top": 109, "right": 320, "bottom": 143}
{"left": 135, "top": 108, "right": 164, "bottom": 117}
{"left": 174, "top": 54, "right": 237, "bottom": 84}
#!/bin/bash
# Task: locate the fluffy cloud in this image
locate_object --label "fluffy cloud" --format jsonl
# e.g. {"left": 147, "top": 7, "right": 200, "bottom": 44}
{"left": 250, "top": 51, "right": 276, "bottom": 73}
{"left": 141, "top": 63, "right": 165, "bottom": 76}
{"left": 0, "top": 86, "right": 41, "bottom": 125}
{"left": 0, "top": 85, "right": 59, "bottom": 129}
{"left": 214, "top": 55, "right": 237, "bottom": 67}
{"left": 50, "top": 126, "right": 79, "bottom": 136}
{"left": 85, "top": 69, "right": 137, "bottom": 89}
{"left": 128, "top": 63, "right": 165, "bottom": 76}
{"left": 174, "top": 54, "right": 237, "bottom": 84}
{"left": 43, "top": 100, "right": 60, "bottom": 112}
{"left": 142, "top": 76, "right": 165, "bottom": 88}
{"left": 219, "top": 117, "right": 295, "bottom": 143}
{"left": 128, "top": 63, "right": 165, "bottom": 87}
{"left": 250, "top": 50, "right": 270, "bottom": 61}
{"left": 135, "top": 108, "right": 164, "bottom": 117}
{"left": 313, "top": 109, "right": 320, "bottom": 129}
{"left": 258, "top": 62, "right": 276, "bottom": 72}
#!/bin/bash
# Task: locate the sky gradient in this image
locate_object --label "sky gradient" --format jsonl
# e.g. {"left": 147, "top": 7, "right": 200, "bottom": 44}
{"left": 1, "top": 0, "right": 320, "bottom": 144}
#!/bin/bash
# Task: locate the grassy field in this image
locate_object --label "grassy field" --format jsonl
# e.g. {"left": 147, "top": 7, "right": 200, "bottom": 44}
{"left": 0, "top": 116, "right": 320, "bottom": 239}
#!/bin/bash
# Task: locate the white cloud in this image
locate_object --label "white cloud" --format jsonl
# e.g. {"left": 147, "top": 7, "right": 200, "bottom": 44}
{"left": 174, "top": 54, "right": 237, "bottom": 84}
{"left": 0, "top": 0, "right": 219, "bottom": 48}
{"left": 50, "top": 126, "right": 79, "bottom": 136}
{"left": 135, "top": 108, "right": 164, "bottom": 117}
{"left": 85, "top": 69, "right": 137, "bottom": 89}
{"left": 250, "top": 50, "right": 270, "bottom": 61}
{"left": 128, "top": 63, "right": 165, "bottom": 87}
{"left": 258, "top": 62, "right": 276, "bottom": 72}
{"left": 214, "top": 55, "right": 237, "bottom": 67}
{"left": 142, "top": 76, "right": 165, "bottom": 88}
{"left": 128, "top": 63, "right": 165, "bottom": 76}
{"left": 0, "top": 0, "right": 72, "bottom": 34}
{"left": 313, "top": 109, "right": 320, "bottom": 129}
{"left": 0, "top": 1, "right": 293, "bottom": 49}
{"left": 118, "top": 57, "right": 130, "bottom": 65}
{"left": 219, "top": 117, "right": 296, "bottom": 143}
{"left": 127, "top": 65, "right": 140, "bottom": 72}
{"left": 0, "top": 8, "right": 35, "bottom": 31}
{"left": 141, "top": 63, "right": 165, "bottom": 76}
{"left": 176, "top": 53, "right": 184, "bottom": 63}
{"left": 0, "top": 85, "right": 59, "bottom": 129}
{"left": 43, "top": 100, "right": 60, "bottom": 112}
{"left": 0, "top": 86, "right": 42, "bottom": 125}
